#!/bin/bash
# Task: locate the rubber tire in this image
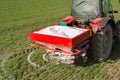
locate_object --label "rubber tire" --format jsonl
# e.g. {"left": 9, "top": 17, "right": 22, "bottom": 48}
{"left": 91, "top": 24, "right": 113, "bottom": 62}
{"left": 115, "top": 21, "right": 120, "bottom": 42}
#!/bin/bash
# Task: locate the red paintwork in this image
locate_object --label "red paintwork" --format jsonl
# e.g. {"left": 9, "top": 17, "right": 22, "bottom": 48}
{"left": 62, "top": 16, "right": 75, "bottom": 24}
{"left": 31, "top": 42, "right": 89, "bottom": 56}
{"left": 28, "top": 27, "right": 91, "bottom": 49}
{"left": 89, "top": 18, "right": 103, "bottom": 27}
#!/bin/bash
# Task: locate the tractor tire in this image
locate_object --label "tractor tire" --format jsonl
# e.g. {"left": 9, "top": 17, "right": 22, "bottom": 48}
{"left": 91, "top": 24, "right": 113, "bottom": 62}
{"left": 115, "top": 21, "right": 120, "bottom": 42}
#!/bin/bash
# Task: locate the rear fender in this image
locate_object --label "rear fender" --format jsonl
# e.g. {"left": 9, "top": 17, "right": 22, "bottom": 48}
{"left": 98, "top": 17, "right": 115, "bottom": 29}
{"left": 90, "top": 17, "right": 115, "bottom": 29}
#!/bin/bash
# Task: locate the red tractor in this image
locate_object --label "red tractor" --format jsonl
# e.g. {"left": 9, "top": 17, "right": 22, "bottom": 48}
{"left": 28, "top": 0, "right": 120, "bottom": 65}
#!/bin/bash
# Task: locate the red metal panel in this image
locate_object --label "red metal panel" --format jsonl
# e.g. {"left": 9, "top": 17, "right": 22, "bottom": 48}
{"left": 29, "top": 32, "right": 72, "bottom": 47}
{"left": 28, "top": 27, "right": 91, "bottom": 48}
{"left": 72, "top": 30, "right": 90, "bottom": 47}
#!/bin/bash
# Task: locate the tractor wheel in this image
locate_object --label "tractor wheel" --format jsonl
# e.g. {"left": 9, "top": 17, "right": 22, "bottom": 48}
{"left": 91, "top": 24, "right": 113, "bottom": 62}
{"left": 115, "top": 21, "right": 120, "bottom": 42}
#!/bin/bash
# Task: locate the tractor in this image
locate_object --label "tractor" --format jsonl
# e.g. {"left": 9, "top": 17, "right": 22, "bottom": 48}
{"left": 28, "top": 0, "right": 120, "bottom": 65}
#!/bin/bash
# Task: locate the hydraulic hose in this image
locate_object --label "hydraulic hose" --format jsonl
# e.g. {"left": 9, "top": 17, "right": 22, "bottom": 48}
{"left": 27, "top": 50, "right": 40, "bottom": 67}
{"left": 27, "top": 49, "right": 49, "bottom": 67}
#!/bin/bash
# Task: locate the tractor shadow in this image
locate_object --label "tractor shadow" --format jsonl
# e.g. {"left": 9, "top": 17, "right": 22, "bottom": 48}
{"left": 74, "top": 42, "right": 120, "bottom": 67}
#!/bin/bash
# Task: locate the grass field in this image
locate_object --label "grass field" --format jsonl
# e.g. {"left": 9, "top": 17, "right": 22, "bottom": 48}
{"left": 0, "top": 0, "right": 120, "bottom": 80}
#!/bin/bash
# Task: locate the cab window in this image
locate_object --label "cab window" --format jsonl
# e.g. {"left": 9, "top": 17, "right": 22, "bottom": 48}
{"left": 102, "top": 0, "right": 111, "bottom": 16}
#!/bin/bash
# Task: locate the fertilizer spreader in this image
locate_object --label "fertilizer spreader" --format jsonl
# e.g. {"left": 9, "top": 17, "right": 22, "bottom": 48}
{"left": 28, "top": 0, "right": 120, "bottom": 65}
{"left": 29, "top": 25, "right": 91, "bottom": 64}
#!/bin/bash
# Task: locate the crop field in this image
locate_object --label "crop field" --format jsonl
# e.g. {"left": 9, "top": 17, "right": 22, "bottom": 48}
{"left": 0, "top": 0, "right": 120, "bottom": 80}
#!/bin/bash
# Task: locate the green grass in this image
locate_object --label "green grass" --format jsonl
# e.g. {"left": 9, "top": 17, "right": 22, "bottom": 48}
{"left": 0, "top": 0, "right": 120, "bottom": 80}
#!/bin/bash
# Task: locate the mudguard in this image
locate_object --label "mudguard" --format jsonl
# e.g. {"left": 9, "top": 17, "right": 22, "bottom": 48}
{"left": 90, "top": 17, "right": 115, "bottom": 29}
{"left": 62, "top": 16, "right": 75, "bottom": 25}
{"left": 98, "top": 17, "right": 115, "bottom": 28}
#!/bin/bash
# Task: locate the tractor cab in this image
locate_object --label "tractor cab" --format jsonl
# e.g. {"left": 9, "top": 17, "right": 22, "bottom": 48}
{"left": 71, "top": 0, "right": 112, "bottom": 21}
{"left": 72, "top": 0, "right": 100, "bottom": 20}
